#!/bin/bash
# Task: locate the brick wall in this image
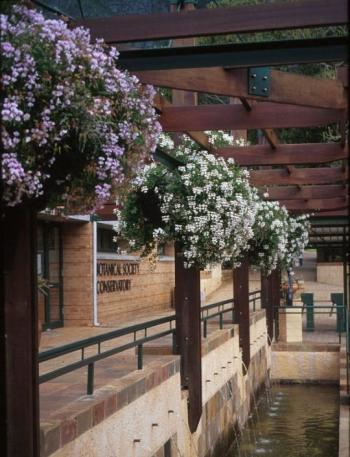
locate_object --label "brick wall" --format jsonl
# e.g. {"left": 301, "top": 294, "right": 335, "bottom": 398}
{"left": 97, "top": 257, "right": 175, "bottom": 325}
{"left": 62, "top": 223, "right": 93, "bottom": 326}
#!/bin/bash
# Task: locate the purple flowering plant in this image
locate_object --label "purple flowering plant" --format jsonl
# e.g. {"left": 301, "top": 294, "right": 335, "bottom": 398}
{"left": 1, "top": 5, "right": 161, "bottom": 210}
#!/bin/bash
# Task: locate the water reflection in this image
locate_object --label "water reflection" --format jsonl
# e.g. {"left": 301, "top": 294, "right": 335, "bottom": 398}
{"left": 229, "top": 385, "right": 339, "bottom": 457}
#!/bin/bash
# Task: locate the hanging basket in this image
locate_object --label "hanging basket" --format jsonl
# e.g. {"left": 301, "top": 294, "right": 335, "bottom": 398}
{"left": 137, "top": 190, "right": 163, "bottom": 227}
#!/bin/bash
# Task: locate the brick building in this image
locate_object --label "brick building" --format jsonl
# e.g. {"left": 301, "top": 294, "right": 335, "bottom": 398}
{"left": 37, "top": 212, "right": 223, "bottom": 329}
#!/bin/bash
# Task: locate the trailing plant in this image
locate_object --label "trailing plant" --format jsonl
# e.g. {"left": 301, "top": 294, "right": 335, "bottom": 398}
{"left": 247, "top": 199, "right": 289, "bottom": 274}
{"left": 279, "top": 213, "right": 311, "bottom": 271}
{"left": 115, "top": 133, "right": 259, "bottom": 269}
{"left": 1, "top": 5, "right": 161, "bottom": 210}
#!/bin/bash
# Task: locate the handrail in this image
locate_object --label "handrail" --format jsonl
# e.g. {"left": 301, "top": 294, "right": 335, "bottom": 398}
{"left": 40, "top": 295, "right": 263, "bottom": 394}
{"left": 249, "top": 290, "right": 261, "bottom": 311}
{"left": 39, "top": 314, "right": 176, "bottom": 362}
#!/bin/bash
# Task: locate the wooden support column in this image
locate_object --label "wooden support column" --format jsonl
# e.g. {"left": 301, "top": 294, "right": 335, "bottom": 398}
{"left": 233, "top": 257, "right": 250, "bottom": 373}
{"left": 261, "top": 272, "right": 274, "bottom": 343}
{"left": 1, "top": 207, "right": 39, "bottom": 457}
{"left": 174, "top": 244, "right": 202, "bottom": 433}
{"left": 171, "top": 2, "right": 202, "bottom": 434}
{"left": 268, "top": 269, "right": 281, "bottom": 341}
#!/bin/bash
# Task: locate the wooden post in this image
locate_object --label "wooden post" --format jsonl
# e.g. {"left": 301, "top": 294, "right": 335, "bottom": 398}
{"left": 269, "top": 269, "right": 281, "bottom": 341}
{"left": 1, "top": 207, "right": 39, "bottom": 457}
{"left": 233, "top": 257, "right": 250, "bottom": 373}
{"left": 170, "top": 1, "right": 202, "bottom": 434}
{"left": 261, "top": 272, "right": 273, "bottom": 343}
{"left": 174, "top": 243, "right": 202, "bottom": 433}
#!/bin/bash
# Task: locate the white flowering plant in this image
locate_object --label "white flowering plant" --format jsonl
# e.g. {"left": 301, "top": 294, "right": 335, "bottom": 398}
{"left": 115, "top": 133, "right": 259, "bottom": 269}
{"left": 279, "top": 214, "right": 310, "bottom": 271}
{"left": 1, "top": 5, "right": 161, "bottom": 210}
{"left": 247, "top": 199, "right": 289, "bottom": 275}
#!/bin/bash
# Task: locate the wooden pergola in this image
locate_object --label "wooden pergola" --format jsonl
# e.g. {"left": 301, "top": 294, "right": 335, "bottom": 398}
{"left": 1, "top": 0, "right": 348, "bottom": 455}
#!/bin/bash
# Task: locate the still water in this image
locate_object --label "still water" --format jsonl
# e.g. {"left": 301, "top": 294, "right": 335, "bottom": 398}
{"left": 229, "top": 385, "right": 339, "bottom": 457}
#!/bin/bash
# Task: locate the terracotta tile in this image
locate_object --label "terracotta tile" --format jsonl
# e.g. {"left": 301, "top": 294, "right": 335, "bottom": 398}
{"left": 40, "top": 421, "right": 60, "bottom": 457}
{"left": 92, "top": 400, "right": 105, "bottom": 426}
{"left": 60, "top": 418, "right": 77, "bottom": 447}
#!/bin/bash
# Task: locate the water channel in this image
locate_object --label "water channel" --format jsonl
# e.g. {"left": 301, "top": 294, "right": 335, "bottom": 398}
{"left": 228, "top": 384, "right": 339, "bottom": 457}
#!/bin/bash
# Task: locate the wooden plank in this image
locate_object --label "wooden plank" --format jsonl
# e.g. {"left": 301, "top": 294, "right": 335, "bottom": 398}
{"left": 160, "top": 103, "right": 345, "bottom": 131}
{"left": 263, "top": 129, "right": 279, "bottom": 149}
{"left": 250, "top": 167, "right": 348, "bottom": 185}
{"left": 265, "top": 184, "right": 348, "bottom": 200}
{"left": 77, "top": 0, "right": 347, "bottom": 43}
{"left": 154, "top": 95, "right": 213, "bottom": 151}
{"left": 236, "top": 98, "right": 277, "bottom": 148}
{"left": 137, "top": 67, "right": 346, "bottom": 109}
{"left": 174, "top": 243, "right": 202, "bottom": 433}
{"left": 118, "top": 37, "right": 347, "bottom": 72}
{"left": 233, "top": 257, "right": 250, "bottom": 373}
{"left": 2, "top": 207, "right": 39, "bottom": 457}
{"left": 280, "top": 197, "right": 348, "bottom": 211}
{"left": 217, "top": 143, "right": 348, "bottom": 166}
{"left": 311, "top": 209, "right": 349, "bottom": 216}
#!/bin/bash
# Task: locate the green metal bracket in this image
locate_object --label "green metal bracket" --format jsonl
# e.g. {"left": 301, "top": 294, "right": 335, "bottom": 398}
{"left": 331, "top": 293, "right": 346, "bottom": 332}
{"left": 301, "top": 293, "right": 314, "bottom": 332}
{"left": 248, "top": 67, "right": 271, "bottom": 97}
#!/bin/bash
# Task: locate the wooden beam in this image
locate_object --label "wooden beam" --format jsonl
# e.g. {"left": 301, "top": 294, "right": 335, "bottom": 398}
{"left": 77, "top": 0, "right": 347, "bottom": 43}
{"left": 174, "top": 244, "right": 202, "bottom": 433}
{"left": 233, "top": 257, "right": 250, "bottom": 373}
{"left": 217, "top": 143, "right": 347, "bottom": 166}
{"left": 263, "top": 129, "right": 279, "bottom": 149}
{"left": 310, "top": 209, "right": 349, "bottom": 217}
{"left": 136, "top": 67, "right": 346, "bottom": 109}
{"left": 154, "top": 95, "right": 214, "bottom": 151}
{"left": 250, "top": 167, "right": 348, "bottom": 185}
{"left": 269, "top": 270, "right": 281, "bottom": 341}
{"left": 265, "top": 184, "right": 348, "bottom": 200}
{"left": 261, "top": 273, "right": 274, "bottom": 343}
{"left": 160, "top": 103, "right": 345, "bottom": 131}
{"left": 2, "top": 208, "right": 40, "bottom": 457}
{"left": 280, "top": 197, "right": 348, "bottom": 211}
{"left": 118, "top": 37, "right": 347, "bottom": 72}
{"left": 237, "top": 98, "right": 278, "bottom": 148}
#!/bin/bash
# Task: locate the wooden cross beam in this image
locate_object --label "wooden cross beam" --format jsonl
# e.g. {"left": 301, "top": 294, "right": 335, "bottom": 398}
{"left": 217, "top": 143, "right": 348, "bottom": 166}
{"left": 280, "top": 197, "right": 348, "bottom": 211}
{"left": 154, "top": 95, "right": 214, "bottom": 152}
{"left": 136, "top": 67, "right": 346, "bottom": 110}
{"left": 117, "top": 37, "right": 347, "bottom": 72}
{"left": 265, "top": 184, "right": 348, "bottom": 200}
{"left": 159, "top": 103, "right": 345, "bottom": 131}
{"left": 77, "top": 0, "right": 347, "bottom": 43}
{"left": 249, "top": 167, "right": 348, "bottom": 186}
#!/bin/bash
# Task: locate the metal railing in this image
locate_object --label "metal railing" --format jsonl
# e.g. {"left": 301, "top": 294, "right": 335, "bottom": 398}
{"left": 39, "top": 314, "right": 176, "bottom": 395}
{"left": 249, "top": 290, "right": 261, "bottom": 311}
{"left": 201, "top": 298, "right": 234, "bottom": 337}
{"left": 40, "top": 295, "right": 264, "bottom": 394}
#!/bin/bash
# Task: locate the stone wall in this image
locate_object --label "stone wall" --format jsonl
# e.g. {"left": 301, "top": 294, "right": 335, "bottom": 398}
{"left": 271, "top": 342, "right": 339, "bottom": 383}
{"left": 200, "top": 265, "right": 222, "bottom": 301}
{"left": 42, "top": 312, "right": 270, "bottom": 457}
